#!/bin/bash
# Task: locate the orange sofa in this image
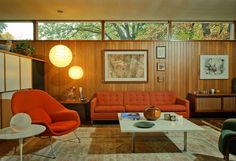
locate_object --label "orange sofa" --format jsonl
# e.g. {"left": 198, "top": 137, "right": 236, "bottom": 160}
{"left": 90, "top": 91, "right": 189, "bottom": 124}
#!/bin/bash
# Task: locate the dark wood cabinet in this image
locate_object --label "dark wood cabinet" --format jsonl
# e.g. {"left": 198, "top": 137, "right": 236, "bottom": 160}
{"left": 60, "top": 99, "right": 90, "bottom": 124}
{"left": 188, "top": 93, "right": 236, "bottom": 117}
{"left": 32, "top": 60, "right": 45, "bottom": 90}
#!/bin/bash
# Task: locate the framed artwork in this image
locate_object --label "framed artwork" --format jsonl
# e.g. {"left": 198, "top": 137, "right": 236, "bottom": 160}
{"left": 103, "top": 50, "right": 148, "bottom": 82}
{"left": 200, "top": 55, "right": 229, "bottom": 79}
{"left": 157, "top": 62, "right": 165, "bottom": 71}
{"left": 156, "top": 46, "right": 166, "bottom": 59}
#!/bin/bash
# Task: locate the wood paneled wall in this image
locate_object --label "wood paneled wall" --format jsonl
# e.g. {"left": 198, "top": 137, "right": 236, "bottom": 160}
{"left": 31, "top": 40, "right": 236, "bottom": 99}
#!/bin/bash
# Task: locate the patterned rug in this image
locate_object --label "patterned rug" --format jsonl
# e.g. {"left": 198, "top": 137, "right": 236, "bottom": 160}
{"left": 0, "top": 124, "right": 236, "bottom": 161}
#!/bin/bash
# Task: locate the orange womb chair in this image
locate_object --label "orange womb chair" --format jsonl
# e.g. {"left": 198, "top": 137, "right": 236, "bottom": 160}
{"left": 11, "top": 89, "right": 81, "bottom": 159}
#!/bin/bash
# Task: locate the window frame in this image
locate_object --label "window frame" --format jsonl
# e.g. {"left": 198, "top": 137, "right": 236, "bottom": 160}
{"left": 1, "top": 20, "right": 235, "bottom": 41}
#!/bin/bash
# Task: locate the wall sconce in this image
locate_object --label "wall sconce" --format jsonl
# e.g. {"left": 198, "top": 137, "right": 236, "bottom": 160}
{"left": 49, "top": 45, "right": 72, "bottom": 67}
{"left": 68, "top": 66, "right": 84, "bottom": 80}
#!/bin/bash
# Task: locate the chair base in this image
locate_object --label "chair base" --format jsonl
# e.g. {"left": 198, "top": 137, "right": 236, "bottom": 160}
{"left": 31, "top": 136, "right": 56, "bottom": 159}
{"left": 32, "top": 132, "right": 80, "bottom": 159}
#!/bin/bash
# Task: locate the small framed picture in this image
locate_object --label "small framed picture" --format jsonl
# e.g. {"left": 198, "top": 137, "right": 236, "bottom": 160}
{"left": 157, "top": 62, "right": 165, "bottom": 71}
{"left": 156, "top": 46, "right": 166, "bottom": 59}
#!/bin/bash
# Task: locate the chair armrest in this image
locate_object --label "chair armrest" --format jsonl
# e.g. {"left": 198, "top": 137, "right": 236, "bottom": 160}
{"left": 90, "top": 97, "right": 97, "bottom": 119}
{"left": 222, "top": 119, "right": 236, "bottom": 131}
{"left": 176, "top": 97, "right": 189, "bottom": 106}
{"left": 218, "top": 129, "right": 236, "bottom": 155}
{"left": 176, "top": 97, "right": 190, "bottom": 118}
{"left": 50, "top": 110, "right": 80, "bottom": 123}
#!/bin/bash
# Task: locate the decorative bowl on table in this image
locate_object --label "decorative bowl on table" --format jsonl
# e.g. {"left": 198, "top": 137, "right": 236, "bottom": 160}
{"left": 144, "top": 106, "right": 161, "bottom": 121}
{"left": 134, "top": 121, "right": 155, "bottom": 128}
{"left": 10, "top": 113, "right": 32, "bottom": 132}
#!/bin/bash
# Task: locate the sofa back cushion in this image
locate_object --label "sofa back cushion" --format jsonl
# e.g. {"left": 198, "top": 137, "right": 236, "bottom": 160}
{"left": 124, "top": 91, "right": 150, "bottom": 105}
{"left": 96, "top": 92, "right": 124, "bottom": 106}
{"left": 150, "top": 91, "right": 176, "bottom": 105}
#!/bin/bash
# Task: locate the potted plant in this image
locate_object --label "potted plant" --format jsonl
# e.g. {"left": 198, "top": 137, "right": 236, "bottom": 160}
{"left": 12, "top": 41, "right": 35, "bottom": 56}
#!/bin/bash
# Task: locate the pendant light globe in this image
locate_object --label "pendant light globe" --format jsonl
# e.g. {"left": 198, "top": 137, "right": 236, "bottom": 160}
{"left": 68, "top": 66, "right": 84, "bottom": 80}
{"left": 49, "top": 45, "right": 72, "bottom": 67}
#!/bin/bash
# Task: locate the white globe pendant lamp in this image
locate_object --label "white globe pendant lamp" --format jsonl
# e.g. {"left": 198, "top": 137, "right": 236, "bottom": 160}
{"left": 49, "top": 45, "right": 72, "bottom": 67}
{"left": 68, "top": 66, "right": 84, "bottom": 80}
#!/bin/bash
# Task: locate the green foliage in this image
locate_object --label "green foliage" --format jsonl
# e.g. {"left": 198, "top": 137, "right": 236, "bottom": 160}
{"left": 0, "top": 23, "right": 14, "bottom": 40}
{"left": 37, "top": 22, "right": 232, "bottom": 40}
{"left": 0, "top": 23, "right": 7, "bottom": 33}
{"left": 0, "top": 32, "right": 14, "bottom": 40}
{"left": 12, "top": 41, "right": 35, "bottom": 56}
{"left": 172, "top": 23, "right": 231, "bottom": 40}
{"left": 105, "top": 22, "right": 167, "bottom": 40}
{"left": 38, "top": 22, "right": 101, "bottom": 40}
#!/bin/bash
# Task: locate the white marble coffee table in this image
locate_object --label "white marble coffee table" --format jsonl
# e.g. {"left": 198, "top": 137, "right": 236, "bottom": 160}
{"left": 0, "top": 124, "right": 46, "bottom": 161}
{"left": 118, "top": 112, "right": 204, "bottom": 152}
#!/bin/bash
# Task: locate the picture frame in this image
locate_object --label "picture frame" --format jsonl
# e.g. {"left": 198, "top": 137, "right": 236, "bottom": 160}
{"left": 156, "top": 46, "right": 166, "bottom": 59}
{"left": 200, "top": 55, "right": 229, "bottom": 79}
{"left": 157, "top": 62, "right": 165, "bottom": 71}
{"left": 103, "top": 50, "right": 148, "bottom": 82}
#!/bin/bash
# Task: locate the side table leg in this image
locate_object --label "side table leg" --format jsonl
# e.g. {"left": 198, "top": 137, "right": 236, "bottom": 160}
{"left": 184, "top": 132, "right": 187, "bottom": 152}
{"left": 19, "top": 138, "right": 23, "bottom": 161}
{"left": 132, "top": 133, "right": 135, "bottom": 153}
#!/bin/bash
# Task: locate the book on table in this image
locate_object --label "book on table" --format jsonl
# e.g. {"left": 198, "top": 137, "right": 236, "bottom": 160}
{"left": 121, "top": 113, "right": 141, "bottom": 120}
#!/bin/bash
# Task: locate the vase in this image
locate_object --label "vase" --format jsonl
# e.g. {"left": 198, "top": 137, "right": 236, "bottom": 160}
{"left": 144, "top": 106, "right": 161, "bottom": 121}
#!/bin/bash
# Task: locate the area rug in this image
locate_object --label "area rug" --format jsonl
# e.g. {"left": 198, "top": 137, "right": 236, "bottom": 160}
{"left": 1, "top": 125, "right": 236, "bottom": 161}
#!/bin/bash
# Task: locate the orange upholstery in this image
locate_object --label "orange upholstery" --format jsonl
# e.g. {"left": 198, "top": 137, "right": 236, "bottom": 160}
{"left": 26, "top": 108, "right": 51, "bottom": 124}
{"left": 158, "top": 105, "right": 186, "bottom": 112}
{"left": 90, "top": 91, "right": 189, "bottom": 123}
{"left": 95, "top": 105, "right": 125, "bottom": 113}
{"left": 96, "top": 92, "right": 124, "bottom": 106}
{"left": 125, "top": 105, "right": 148, "bottom": 112}
{"left": 150, "top": 91, "right": 176, "bottom": 105}
{"left": 124, "top": 92, "right": 150, "bottom": 105}
{"left": 11, "top": 89, "right": 80, "bottom": 136}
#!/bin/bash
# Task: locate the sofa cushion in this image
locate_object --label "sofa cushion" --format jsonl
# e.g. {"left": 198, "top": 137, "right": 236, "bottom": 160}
{"left": 125, "top": 105, "right": 149, "bottom": 112}
{"left": 124, "top": 92, "right": 150, "bottom": 105}
{"left": 95, "top": 105, "right": 125, "bottom": 113}
{"left": 96, "top": 92, "right": 123, "bottom": 106}
{"left": 157, "top": 105, "right": 186, "bottom": 112}
{"left": 150, "top": 92, "right": 176, "bottom": 105}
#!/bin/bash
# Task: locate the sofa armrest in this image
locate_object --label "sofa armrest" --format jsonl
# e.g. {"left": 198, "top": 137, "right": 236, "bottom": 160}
{"left": 222, "top": 119, "right": 236, "bottom": 131}
{"left": 90, "top": 97, "right": 97, "bottom": 119}
{"left": 218, "top": 129, "right": 236, "bottom": 155}
{"left": 176, "top": 97, "right": 190, "bottom": 118}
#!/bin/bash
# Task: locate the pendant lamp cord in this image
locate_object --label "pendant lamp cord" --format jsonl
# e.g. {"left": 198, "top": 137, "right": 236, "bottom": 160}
{"left": 74, "top": 41, "right": 77, "bottom": 65}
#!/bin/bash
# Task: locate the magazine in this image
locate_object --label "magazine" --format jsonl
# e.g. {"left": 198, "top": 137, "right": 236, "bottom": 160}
{"left": 121, "top": 113, "right": 140, "bottom": 120}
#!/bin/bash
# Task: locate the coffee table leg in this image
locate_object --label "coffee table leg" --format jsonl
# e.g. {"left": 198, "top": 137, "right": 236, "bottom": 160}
{"left": 184, "top": 132, "right": 187, "bottom": 152}
{"left": 132, "top": 132, "right": 135, "bottom": 153}
{"left": 19, "top": 138, "right": 23, "bottom": 161}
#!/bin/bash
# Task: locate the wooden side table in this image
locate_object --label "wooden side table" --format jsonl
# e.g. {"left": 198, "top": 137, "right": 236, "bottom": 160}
{"left": 60, "top": 99, "right": 90, "bottom": 124}
{"left": 0, "top": 124, "right": 46, "bottom": 161}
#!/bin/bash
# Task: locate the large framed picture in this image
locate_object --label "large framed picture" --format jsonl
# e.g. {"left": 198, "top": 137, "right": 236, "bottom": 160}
{"left": 200, "top": 55, "right": 229, "bottom": 79}
{"left": 103, "top": 50, "right": 148, "bottom": 82}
